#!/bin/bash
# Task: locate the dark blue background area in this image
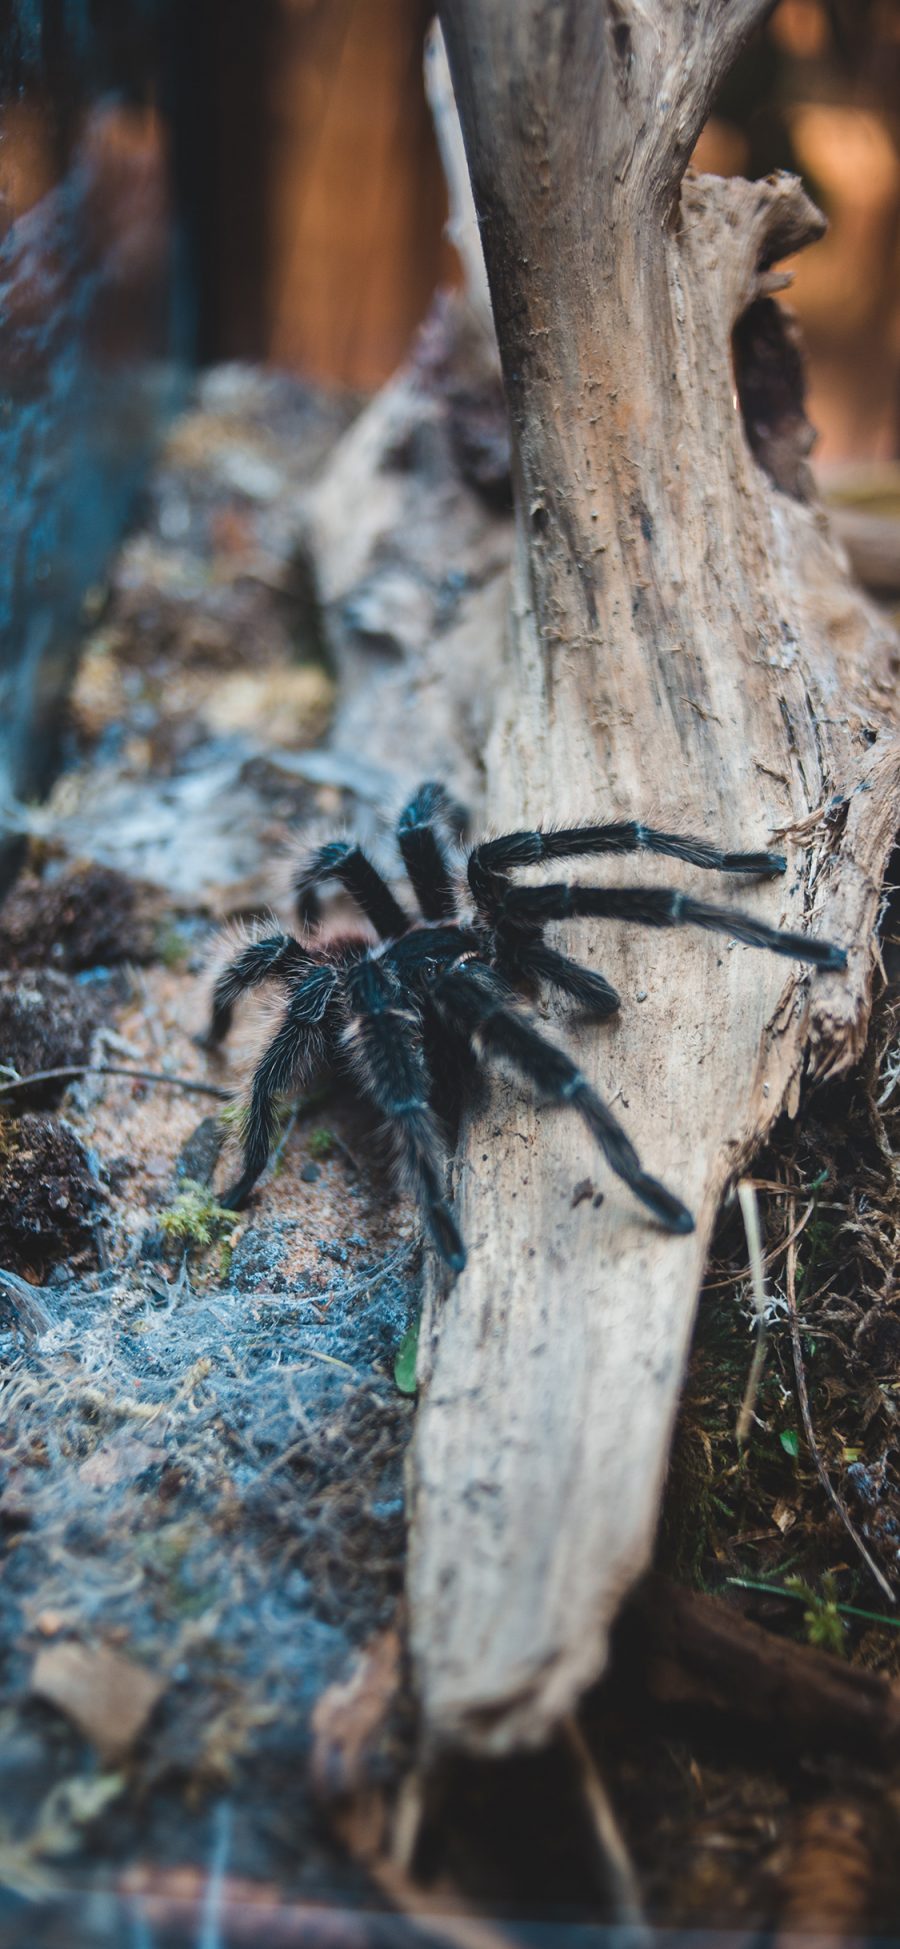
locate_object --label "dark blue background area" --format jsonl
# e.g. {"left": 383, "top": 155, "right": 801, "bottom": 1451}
{"left": 0, "top": 0, "right": 194, "bottom": 816}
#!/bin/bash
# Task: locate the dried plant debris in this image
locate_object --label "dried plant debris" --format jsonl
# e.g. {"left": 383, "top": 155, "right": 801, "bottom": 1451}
{"left": 768, "top": 1797, "right": 882, "bottom": 1941}
{"left": 31, "top": 1642, "right": 165, "bottom": 1766}
{"left": 590, "top": 946, "right": 900, "bottom": 1928}
{"left": 661, "top": 966, "right": 900, "bottom": 1644}
{"left": 0, "top": 1247, "right": 418, "bottom": 1904}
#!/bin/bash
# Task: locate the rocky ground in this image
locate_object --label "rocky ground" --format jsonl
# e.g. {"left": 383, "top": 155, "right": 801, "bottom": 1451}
{"left": 0, "top": 369, "right": 425, "bottom": 1948}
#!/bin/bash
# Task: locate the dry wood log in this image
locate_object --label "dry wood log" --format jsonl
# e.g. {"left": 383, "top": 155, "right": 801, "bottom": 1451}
{"left": 620, "top": 1575, "right": 900, "bottom": 1762}
{"left": 303, "top": 9, "right": 900, "bottom": 1760}
{"left": 401, "top": 1, "right": 900, "bottom": 1755}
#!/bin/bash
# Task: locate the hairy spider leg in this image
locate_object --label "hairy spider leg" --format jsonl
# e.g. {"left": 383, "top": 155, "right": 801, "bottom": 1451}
{"left": 205, "top": 933, "right": 315, "bottom": 1046}
{"left": 397, "top": 781, "right": 460, "bottom": 921}
{"left": 433, "top": 960, "right": 694, "bottom": 1234}
{"left": 465, "top": 820, "right": 792, "bottom": 1010}
{"left": 343, "top": 954, "right": 466, "bottom": 1272}
{"left": 293, "top": 840, "right": 410, "bottom": 939}
{"left": 504, "top": 939, "right": 622, "bottom": 1016}
{"left": 495, "top": 883, "right": 847, "bottom": 970}
{"left": 221, "top": 967, "right": 338, "bottom": 1208}
{"left": 467, "top": 821, "right": 786, "bottom": 914}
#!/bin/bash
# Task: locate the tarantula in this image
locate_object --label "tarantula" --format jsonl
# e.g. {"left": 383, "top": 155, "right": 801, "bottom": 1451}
{"left": 205, "top": 781, "right": 846, "bottom": 1273}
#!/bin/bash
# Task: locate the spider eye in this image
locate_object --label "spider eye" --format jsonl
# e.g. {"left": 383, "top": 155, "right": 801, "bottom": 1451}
{"left": 421, "top": 957, "right": 439, "bottom": 981}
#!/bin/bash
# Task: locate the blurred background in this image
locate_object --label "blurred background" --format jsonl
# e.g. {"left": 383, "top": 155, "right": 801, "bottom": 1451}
{"left": 2, "top": 0, "right": 900, "bottom": 808}
{"left": 5, "top": 0, "right": 898, "bottom": 423}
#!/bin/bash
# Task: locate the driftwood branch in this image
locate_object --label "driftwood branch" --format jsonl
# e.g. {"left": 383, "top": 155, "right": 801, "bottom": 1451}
{"left": 302, "top": 8, "right": 900, "bottom": 1760}
{"left": 440, "top": 1, "right": 778, "bottom": 242}
{"left": 402, "top": 2, "right": 900, "bottom": 1754}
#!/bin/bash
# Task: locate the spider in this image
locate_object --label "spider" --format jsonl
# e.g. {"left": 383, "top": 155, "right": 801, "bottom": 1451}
{"left": 205, "top": 781, "right": 846, "bottom": 1274}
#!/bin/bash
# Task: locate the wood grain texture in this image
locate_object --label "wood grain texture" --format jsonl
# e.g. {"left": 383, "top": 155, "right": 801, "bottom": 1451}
{"left": 403, "top": 1, "right": 900, "bottom": 1753}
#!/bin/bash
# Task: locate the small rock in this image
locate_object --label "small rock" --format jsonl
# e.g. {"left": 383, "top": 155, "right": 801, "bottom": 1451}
{"left": 175, "top": 1115, "right": 225, "bottom": 1187}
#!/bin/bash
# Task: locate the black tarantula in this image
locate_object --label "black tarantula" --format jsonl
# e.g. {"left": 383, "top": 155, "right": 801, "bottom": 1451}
{"left": 206, "top": 782, "right": 846, "bottom": 1273}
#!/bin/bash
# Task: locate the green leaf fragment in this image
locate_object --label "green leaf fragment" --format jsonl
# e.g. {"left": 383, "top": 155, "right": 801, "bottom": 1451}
{"left": 394, "top": 1317, "right": 420, "bottom": 1395}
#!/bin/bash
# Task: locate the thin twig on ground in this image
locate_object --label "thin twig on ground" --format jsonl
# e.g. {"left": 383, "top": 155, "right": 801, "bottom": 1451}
{"left": 0, "top": 1064, "right": 233, "bottom": 1101}
{"left": 563, "top": 1718, "right": 648, "bottom": 1942}
{"left": 702, "top": 1194, "right": 815, "bottom": 1291}
{"left": 735, "top": 1179, "right": 769, "bottom": 1448}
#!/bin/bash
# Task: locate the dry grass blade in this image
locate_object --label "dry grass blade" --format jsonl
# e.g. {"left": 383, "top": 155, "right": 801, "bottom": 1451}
{"left": 785, "top": 1198, "right": 896, "bottom": 1606}
{"left": 563, "top": 1718, "right": 648, "bottom": 1941}
{"left": 735, "top": 1180, "right": 769, "bottom": 1448}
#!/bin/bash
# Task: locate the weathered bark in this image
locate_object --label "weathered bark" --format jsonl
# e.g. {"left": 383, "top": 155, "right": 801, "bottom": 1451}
{"left": 403, "top": 1, "right": 900, "bottom": 1754}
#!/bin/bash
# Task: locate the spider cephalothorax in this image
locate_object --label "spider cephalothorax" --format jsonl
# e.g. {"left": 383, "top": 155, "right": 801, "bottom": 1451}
{"left": 205, "top": 781, "right": 846, "bottom": 1273}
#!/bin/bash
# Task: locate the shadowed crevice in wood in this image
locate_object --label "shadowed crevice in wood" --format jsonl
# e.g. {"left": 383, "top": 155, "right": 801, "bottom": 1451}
{"left": 733, "top": 297, "right": 816, "bottom": 501}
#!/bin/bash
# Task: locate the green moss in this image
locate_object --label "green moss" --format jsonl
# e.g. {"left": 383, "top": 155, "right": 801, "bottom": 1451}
{"left": 155, "top": 923, "right": 190, "bottom": 967}
{"left": 217, "top": 1098, "right": 245, "bottom": 1132}
{"left": 159, "top": 1179, "right": 239, "bottom": 1251}
{"left": 307, "top": 1126, "right": 334, "bottom": 1161}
